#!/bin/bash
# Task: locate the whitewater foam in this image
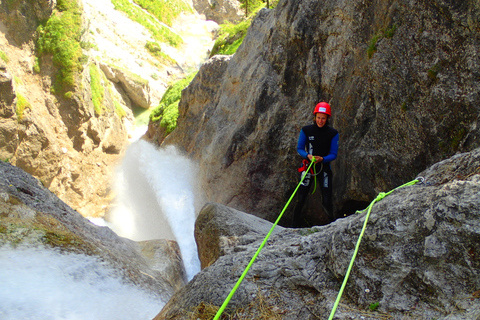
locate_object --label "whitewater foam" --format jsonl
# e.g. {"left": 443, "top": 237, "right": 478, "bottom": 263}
{"left": 0, "top": 246, "right": 164, "bottom": 320}
{"left": 108, "top": 140, "right": 201, "bottom": 280}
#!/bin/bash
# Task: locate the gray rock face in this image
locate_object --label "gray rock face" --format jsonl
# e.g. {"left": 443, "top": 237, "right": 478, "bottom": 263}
{"left": 162, "top": 0, "right": 480, "bottom": 224}
{"left": 194, "top": 202, "right": 285, "bottom": 269}
{"left": 154, "top": 149, "right": 480, "bottom": 320}
{"left": 0, "top": 160, "right": 185, "bottom": 301}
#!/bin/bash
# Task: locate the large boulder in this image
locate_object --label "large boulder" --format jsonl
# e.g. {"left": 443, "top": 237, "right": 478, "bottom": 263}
{"left": 194, "top": 202, "right": 285, "bottom": 269}
{"left": 154, "top": 148, "right": 480, "bottom": 320}
{"left": 161, "top": 0, "right": 480, "bottom": 225}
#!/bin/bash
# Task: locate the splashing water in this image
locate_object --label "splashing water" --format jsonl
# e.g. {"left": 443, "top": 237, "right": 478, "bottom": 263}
{"left": 0, "top": 246, "right": 164, "bottom": 320}
{"left": 108, "top": 140, "right": 202, "bottom": 280}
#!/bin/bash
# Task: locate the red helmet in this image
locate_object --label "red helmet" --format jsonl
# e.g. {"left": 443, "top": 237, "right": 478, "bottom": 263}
{"left": 313, "top": 102, "right": 331, "bottom": 116}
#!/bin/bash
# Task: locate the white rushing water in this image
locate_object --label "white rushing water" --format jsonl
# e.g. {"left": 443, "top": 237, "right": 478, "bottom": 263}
{"left": 0, "top": 140, "right": 203, "bottom": 319}
{"left": 107, "top": 140, "right": 202, "bottom": 281}
{"left": 0, "top": 246, "right": 164, "bottom": 320}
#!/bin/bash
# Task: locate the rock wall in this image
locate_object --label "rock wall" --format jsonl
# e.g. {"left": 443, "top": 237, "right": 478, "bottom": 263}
{"left": 0, "top": 0, "right": 213, "bottom": 218}
{"left": 154, "top": 148, "right": 480, "bottom": 320}
{"left": 161, "top": 0, "right": 480, "bottom": 225}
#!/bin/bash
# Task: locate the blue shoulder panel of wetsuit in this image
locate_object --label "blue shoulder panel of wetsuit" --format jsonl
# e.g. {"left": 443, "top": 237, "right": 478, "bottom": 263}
{"left": 323, "top": 133, "right": 339, "bottom": 163}
{"left": 296, "top": 130, "right": 309, "bottom": 159}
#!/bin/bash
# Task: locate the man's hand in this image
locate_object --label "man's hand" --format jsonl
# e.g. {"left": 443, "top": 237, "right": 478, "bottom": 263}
{"left": 308, "top": 155, "right": 324, "bottom": 162}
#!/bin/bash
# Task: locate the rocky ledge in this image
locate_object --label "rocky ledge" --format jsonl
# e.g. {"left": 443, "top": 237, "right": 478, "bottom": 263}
{"left": 155, "top": 148, "right": 480, "bottom": 320}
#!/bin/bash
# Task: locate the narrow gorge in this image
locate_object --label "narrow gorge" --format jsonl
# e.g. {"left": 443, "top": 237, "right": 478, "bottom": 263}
{"left": 1, "top": 0, "right": 479, "bottom": 319}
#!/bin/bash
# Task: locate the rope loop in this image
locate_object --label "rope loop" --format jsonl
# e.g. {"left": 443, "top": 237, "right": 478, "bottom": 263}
{"left": 375, "top": 192, "right": 387, "bottom": 202}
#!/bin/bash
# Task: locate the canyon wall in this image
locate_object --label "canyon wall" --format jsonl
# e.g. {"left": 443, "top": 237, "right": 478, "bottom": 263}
{"left": 161, "top": 0, "right": 480, "bottom": 225}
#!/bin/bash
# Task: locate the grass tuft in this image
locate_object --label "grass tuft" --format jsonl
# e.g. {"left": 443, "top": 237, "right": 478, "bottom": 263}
{"left": 16, "top": 93, "right": 31, "bottom": 120}
{"left": 89, "top": 64, "right": 106, "bottom": 115}
{"left": 150, "top": 72, "right": 197, "bottom": 135}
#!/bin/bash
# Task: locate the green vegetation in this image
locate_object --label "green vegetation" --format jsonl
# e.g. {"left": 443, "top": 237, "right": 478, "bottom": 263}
{"left": 0, "top": 212, "right": 98, "bottom": 254}
{"left": 239, "top": 0, "right": 278, "bottom": 16}
{"left": 132, "top": 0, "right": 193, "bottom": 26}
{"left": 298, "top": 227, "right": 321, "bottom": 236}
{"left": 111, "top": 0, "right": 183, "bottom": 47}
{"left": 16, "top": 93, "right": 31, "bottom": 120}
{"left": 384, "top": 24, "right": 397, "bottom": 39}
{"left": 0, "top": 50, "right": 9, "bottom": 63}
{"left": 36, "top": 0, "right": 85, "bottom": 95}
{"left": 369, "top": 302, "right": 380, "bottom": 311}
{"left": 114, "top": 101, "right": 127, "bottom": 118}
{"left": 150, "top": 72, "right": 197, "bottom": 135}
{"left": 367, "top": 24, "right": 398, "bottom": 59}
{"left": 145, "top": 41, "right": 177, "bottom": 65}
{"left": 33, "top": 57, "right": 40, "bottom": 73}
{"left": 210, "top": 18, "right": 252, "bottom": 56}
{"left": 89, "top": 64, "right": 105, "bottom": 115}
{"left": 367, "top": 34, "right": 380, "bottom": 59}
{"left": 427, "top": 63, "right": 442, "bottom": 81}
{"left": 211, "top": 1, "right": 279, "bottom": 57}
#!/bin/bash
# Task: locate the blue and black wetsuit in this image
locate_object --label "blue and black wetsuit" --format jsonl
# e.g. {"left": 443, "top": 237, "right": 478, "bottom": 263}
{"left": 293, "top": 124, "right": 339, "bottom": 226}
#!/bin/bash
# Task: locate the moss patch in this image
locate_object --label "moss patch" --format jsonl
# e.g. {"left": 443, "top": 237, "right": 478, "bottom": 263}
{"left": 0, "top": 50, "right": 9, "bottom": 63}
{"left": 89, "top": 63, "right": 105, "bottom": 115}
{"left": 36, "top": 0, "right": 85, "bottom": 93}
{"left": 149, "top": 72, "right": 197, "bottom": 135}
{"left": 15, "top": 93, "right": 31, "bottom": 120}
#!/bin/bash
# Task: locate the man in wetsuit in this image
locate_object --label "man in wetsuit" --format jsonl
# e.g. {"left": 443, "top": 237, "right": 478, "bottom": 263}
{"left": 292, "top": 102, "right": 339, "bottom": 227}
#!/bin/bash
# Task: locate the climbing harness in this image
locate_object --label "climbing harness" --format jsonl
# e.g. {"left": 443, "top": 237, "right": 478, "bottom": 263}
{"left": 298, "top": 159, "right": 323, "bottom": 194}
{"left": 327, "top": 178, "right": 422, "bottom": 320}
{"left": 212, "top": 160, "right": 315, "bottom": 320}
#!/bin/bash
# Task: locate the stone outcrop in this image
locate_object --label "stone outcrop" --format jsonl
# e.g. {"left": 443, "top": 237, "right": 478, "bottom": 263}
{"left": 99, "top": 62, "right": 151, "bottom": 110}
{"left": 194, "top": 202, "right": 284, "bottom": 269}
{"left": 161, "top": 0, "right": 480, "bottom": 225}
{"left": 192, "top": 0, "right": 243, "bottom": 24}
{"left": 0, "top": 160, "right": 186, "bottom": 300}
{"left": 154, "top": 148, "right": 480, "bottom": 320}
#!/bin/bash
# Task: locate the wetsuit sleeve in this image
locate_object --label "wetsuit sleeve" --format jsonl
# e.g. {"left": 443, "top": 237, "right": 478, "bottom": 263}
{"left": 296, "top": 130, "right": 309, "bottom": 159}
{"left": 323, "top": 133, "right": 339, "bottom": 163}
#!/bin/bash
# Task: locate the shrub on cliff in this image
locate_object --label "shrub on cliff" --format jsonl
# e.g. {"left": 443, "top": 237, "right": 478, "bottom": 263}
{"left": 150, "top": 72, "right": 197, "bottom": 135}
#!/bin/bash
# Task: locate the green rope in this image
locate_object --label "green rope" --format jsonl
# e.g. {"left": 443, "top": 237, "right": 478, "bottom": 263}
{"left": 327, "top": 179, "right": 420, "bottom": 320}
{"left": 311, "top": 162, "right": 317, "bottom": 194}
{"left": 212, "top": 160, "right": 316, "bottom": 320}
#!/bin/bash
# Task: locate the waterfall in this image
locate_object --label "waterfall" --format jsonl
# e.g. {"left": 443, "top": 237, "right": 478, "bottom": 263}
{"left": 0, "top": 246, "right": 164, "bottom": 320}
{"left": 107, "top": 140, "right": 202, "bottom": 281}
{"left": 0, "top": 140, "right": 202, "bottom": 320}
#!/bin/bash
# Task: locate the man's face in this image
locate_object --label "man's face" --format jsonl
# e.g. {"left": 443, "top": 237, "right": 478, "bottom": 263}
{"left": 315, "top": 113, "right": 328, "bottom": 128}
